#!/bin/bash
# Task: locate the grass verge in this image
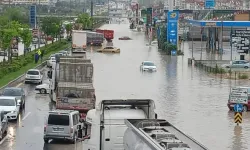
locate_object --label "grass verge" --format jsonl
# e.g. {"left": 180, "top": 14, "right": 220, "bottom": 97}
{"left": 0, "top": 40, "right": 70, "bottom": 88}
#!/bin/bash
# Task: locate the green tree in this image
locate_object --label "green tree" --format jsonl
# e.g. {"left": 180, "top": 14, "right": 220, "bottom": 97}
{"left": 20, "top": 24, "right": 32, "bottom": 55}
{"left": 75, "top": 13, "right": 92, "bottom": 29}
{"left": 4, "top": 8, "right": 28, "bottom": 24}
{"left": 41, "top": 16, "right": 61, "bottom": 43}
{"left": 1, "top": 21, "right": 22, "bottom": 63}
{"left": 65, "top": 23, "right": 72, "bottom": 38}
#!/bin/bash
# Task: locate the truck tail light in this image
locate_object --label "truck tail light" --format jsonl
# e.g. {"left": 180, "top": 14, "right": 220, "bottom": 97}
{"left": 70, "top": 127, "right": 74, "bottom": 133}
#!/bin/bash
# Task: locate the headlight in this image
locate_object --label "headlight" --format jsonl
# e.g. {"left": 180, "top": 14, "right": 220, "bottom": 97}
{"left": 26, "top": 75, "right": 29, "bottom": 78}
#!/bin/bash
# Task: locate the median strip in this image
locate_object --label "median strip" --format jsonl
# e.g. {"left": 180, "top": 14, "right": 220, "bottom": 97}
{"left": 0, "top": 40, "right": 70, "bottom": 88}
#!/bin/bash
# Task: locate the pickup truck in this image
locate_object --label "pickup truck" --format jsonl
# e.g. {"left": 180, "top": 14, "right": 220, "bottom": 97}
{"left": 0, "top": 111, "right": 8, "bottom": 140}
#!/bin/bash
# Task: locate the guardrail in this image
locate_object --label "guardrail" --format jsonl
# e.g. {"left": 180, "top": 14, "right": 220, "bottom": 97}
{"left": 0, "top": 61, "right": 47, "bottom": 93}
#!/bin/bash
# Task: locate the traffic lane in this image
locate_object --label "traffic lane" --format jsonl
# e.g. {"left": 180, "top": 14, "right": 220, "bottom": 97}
{"left": 0, "top": 68, "right": 48, "bottom": 150}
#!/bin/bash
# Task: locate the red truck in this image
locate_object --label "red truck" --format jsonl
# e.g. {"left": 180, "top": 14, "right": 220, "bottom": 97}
{"left": 96, "top": 29, "right": 114, "bottom": 41}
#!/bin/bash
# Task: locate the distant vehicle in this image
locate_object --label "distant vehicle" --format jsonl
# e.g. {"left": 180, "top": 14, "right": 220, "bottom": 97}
{"left": 25, "top": 69, "right": 43, "bottom": 84}
{"left": 2, "top": 87, "right": 25, "bottom": 109}
{"left": 0, "top": 111, "right": 8, "bottom": 140}
{"left": 221, "top": 60, "right": 250, "bottom": 69}
{"left": 140, "top": 61, "right": 157, "bottom": 71}
{"left": 47, "top": 54, "right": 56, "bottom": 68}
{"left": 151, "top": 41, "right": 158, "bottom": 45}
{"left": 59, "top": 50, "right": 69, "bottom": 56}
{"left": 35, "top": 80, "right": 50, "bottom": 94}
{"left": 97, "top": 46, "right": 120, "bottom": 53}
{"left": 119, "top": 36, "right": 132, "bottom": 40}
{"left": 43, "top": 110, "right": 84, "bottom": 144}
{"left": 0, "top": 96, "right": 21, "bottom": 120}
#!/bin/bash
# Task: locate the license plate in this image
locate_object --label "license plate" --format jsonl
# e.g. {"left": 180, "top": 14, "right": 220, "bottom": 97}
{"left": 54, "top": 128, "right": 64, "bottom": 131}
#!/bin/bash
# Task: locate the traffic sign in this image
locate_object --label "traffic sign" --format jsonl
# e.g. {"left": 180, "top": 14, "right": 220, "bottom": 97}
{"left": 205, "top": 0, "right": 215, "bottom": 9}
{"left": 229, "top": 87, "right": 248, "bottom": 104}
{"left": 234, "top": 112, "right": 242, "bottom": 124}
{"left": 234, "top": 103, "right": 244, "bottom": 112}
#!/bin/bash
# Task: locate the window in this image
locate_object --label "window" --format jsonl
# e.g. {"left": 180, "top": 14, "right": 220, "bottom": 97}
{"left": 0, "top": 99, "right": 15, "bottom": 106}
{"left": 73, "top": 114, "right": 79, "bottom": 125}
{"left": 84, "top": 123, "right": 92, "bottom": 138}
{"left": 27, "top": 70, "right": 39, "bottom": 75}
{"left": 48, "top": 114, "right": 70, "bottom": 126}
{"left": 239, "top": 61, "right": 245, "bottom": 64}
{"left": 232, "top": 61, "right": 239, "bottom": 64}
{"left": 3, "top": 89, "right": 22, "bottom": 96}
{"left": 144, "top": 62, "right": 155, "bottom": 66}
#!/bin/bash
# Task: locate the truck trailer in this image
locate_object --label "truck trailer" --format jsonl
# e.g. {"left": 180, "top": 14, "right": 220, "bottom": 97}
{"left": 72, "top": 30, "right": 87, "bottom": 52}
{"left": 124, "top": 119, "right": 208, "bottom": 150}
{"left": 48, "top": 54, "right": 95, "bottom": 118}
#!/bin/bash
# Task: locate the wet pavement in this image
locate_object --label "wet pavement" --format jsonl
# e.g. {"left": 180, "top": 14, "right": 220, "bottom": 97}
{"left": 2, "top": 20, "right": 250, "bottom": 150}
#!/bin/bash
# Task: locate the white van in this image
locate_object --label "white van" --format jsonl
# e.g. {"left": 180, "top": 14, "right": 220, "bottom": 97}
{"left": 44, "top": 110, "right": 83, "bottom": 143}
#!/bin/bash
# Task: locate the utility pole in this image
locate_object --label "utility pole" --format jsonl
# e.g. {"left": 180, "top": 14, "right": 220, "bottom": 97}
{"left": 37, "top": 0, "right": 41, "bottom": 48}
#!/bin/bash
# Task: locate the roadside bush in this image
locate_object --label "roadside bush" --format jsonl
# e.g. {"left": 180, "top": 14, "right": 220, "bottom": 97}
{"left": 0, "top": 40, "right": 68, "bottom": 79}
{"left": 214, "top": 64, "right": 226, "bottom": 74}
{"left": 238, "top": 74, "right": 249, "bottom": 79}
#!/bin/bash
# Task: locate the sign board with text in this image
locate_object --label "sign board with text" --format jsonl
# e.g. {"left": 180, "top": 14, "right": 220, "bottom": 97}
{"left": 166, "top": 11, "right": 179, "bottom": 46}
{"left": 205, "top": 0, "right": 215, "bottom": 9}
{"left": 29, "top": 5, "right": 37, "bottom": 28}
{"left": 229, "top": 87, "right": 248, "bottom": 104}
{"left": 232, "top": 30, "right": 250, "bottom": 53}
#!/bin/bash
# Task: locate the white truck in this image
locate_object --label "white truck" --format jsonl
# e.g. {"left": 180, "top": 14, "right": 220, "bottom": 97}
{"left": 72, "top": 30, "right": 87, "bottom": 52}
{"left": 124, "top": 119, "right": 208, "bottom": 150}
{"left": 81, "top": 99, "right": 157, "bottom": 150}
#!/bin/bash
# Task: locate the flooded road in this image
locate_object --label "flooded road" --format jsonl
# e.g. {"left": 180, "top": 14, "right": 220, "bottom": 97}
{"left": 2, "top": 21, "right": 250, "bottom": 150}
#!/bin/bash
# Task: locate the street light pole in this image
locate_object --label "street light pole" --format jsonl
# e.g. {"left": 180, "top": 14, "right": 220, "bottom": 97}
{"left": 37, "top": 0, "right": 41, "bottom": 48}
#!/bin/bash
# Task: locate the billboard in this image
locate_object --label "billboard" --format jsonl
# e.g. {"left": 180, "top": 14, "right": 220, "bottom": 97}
{"left": 146, "top": 7, "right": 153, "bottom": 27}
{"left": 29, "top": 5, "right": 36, "bottom": 28}
{"left": 205, "top": 0, "right": 215, "bottom": 9}
{"left": 167, "top": 11, "right": 179, "bottom": 46}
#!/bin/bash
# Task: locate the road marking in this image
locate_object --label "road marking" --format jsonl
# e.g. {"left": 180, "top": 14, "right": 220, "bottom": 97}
{"left": 0, "top": 135, "right": 7, "bottom": 145}
{"left": 22, "top": 112, "right": 31, "bottom": 121}
{"left": 16, "top": 82, "right": 23, "bottom": 87}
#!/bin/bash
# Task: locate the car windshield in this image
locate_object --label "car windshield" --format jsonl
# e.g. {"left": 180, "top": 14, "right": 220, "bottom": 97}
{"left": 144, "top": 62, "right": 155, "bottom": 66}
{"left": 3, "top": 89, "right": 22, "bottom": 96}
{"left": 0, "top": 99, "right": 15, "bottom": 106}
{"left": 27, "top": 71, "right": 39, "bottom": 75}
{"left": 48, "top": 114, "right": 70, "bottom": 126}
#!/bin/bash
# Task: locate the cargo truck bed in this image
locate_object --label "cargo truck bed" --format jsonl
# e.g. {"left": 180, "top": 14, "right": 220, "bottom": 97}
{"left": 125, "top": 119, "right": 208, "bottom": 150}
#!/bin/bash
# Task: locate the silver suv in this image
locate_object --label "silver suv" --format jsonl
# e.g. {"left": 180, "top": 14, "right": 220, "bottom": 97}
{"left": 43, "top": 110, "right": 83, "bottom": 144}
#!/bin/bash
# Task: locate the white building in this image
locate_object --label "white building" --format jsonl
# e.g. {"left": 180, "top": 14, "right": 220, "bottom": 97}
{"left": 1, "top": 0, "right": 50, "bottom": 5}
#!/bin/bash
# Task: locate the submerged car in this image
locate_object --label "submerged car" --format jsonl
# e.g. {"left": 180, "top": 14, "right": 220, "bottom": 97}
{"left": 119, "top": 36, "right": 132, "bottom": 40}
{"left": 97, "top": 46, "right": 120, "bottom": 53}
{"left": 221, "top": 60, "right": 250, "bottom": 69}
{"left": 140, "top": 61, "right": 157, "bottom": 72}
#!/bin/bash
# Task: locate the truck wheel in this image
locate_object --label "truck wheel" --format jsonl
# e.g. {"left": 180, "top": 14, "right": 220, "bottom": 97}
{"left": 44, "top": 138, "right": 49, "bottom": 143}
{"left": 40, "top": 88, "right": 47, "bottom": 94}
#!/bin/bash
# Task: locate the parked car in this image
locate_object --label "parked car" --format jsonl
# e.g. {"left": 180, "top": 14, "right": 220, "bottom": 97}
{"left": 25, "top": 69, "right": 43, "bottom": 84}
{"left": 97, "top": 46, "right": 120, "bottom": 53}
{"left": 2, "top": 87, "right": 25, "bottom": 109}
{"left": 0, "top": 96, "right": 21, "bottom": 120}
{"left": 140, "top": 61, "right": 157, "bottom": 72}
{"left": 47, "top": 54, "right": 56, "bottom": 68}
{"left": 43, "top": 110, "right": 83, "bottom": 143}
{"left": 221, "top": 60, "right": 250, "bottom": 69}
{"left": 0, "top": 111, "right": 8, "bottom": 140}
{"left": 118, "top": 36, "right": 132, "bottom": 40}
{"left": 35, "top": 80, "right": 50, "bottom": 94}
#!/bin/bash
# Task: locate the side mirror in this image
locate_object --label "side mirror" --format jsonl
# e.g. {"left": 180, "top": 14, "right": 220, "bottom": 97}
{"left": 17, "top": 100, "right": 21, "bottom": 106}
{"left": 47, "top": 71, "right": 52, "bottom": 79}
{"left": 155, "top": 113, "right": 158, "bottom": 119}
